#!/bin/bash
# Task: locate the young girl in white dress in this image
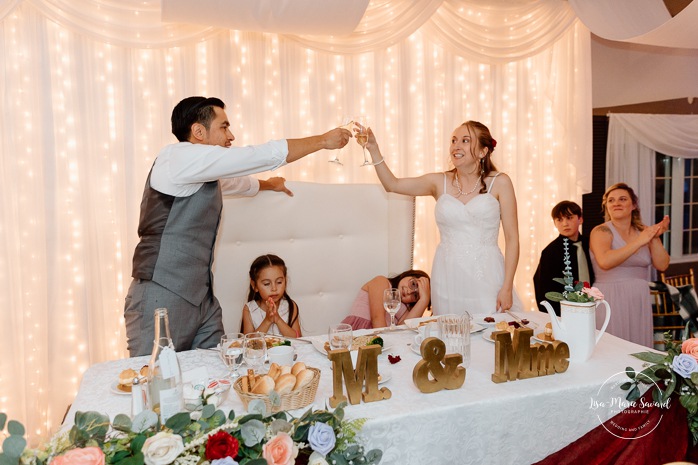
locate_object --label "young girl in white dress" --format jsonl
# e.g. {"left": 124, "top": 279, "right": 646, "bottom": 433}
{"left": 241, "top": 254, "right": 302, "bottom": 337}
{"left": 360, "top": 120, "right": 522, "bottom": 315}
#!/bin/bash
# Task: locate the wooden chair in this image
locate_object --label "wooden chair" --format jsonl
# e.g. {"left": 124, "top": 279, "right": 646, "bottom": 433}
{"left": 660, "top": 269, "right": 695, "bottom": 288}
{"left": 651, "top": 289, "right": 684, "bottom": 348}
{"left": 654, "top": 269, "right": 696, "bottom": 347}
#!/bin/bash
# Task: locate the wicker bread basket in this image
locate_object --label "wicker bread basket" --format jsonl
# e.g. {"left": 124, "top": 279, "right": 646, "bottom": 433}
{"left": 233, "top": 367, "right": 320, "bottom": 412}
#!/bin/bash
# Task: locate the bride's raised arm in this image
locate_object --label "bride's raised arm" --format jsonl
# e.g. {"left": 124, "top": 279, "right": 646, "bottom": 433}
{"left": 363, "top": 127, "right": 440, "bottom": 198}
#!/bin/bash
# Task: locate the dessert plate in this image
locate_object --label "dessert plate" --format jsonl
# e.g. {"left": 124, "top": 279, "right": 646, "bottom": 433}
{"left": 311, "top": 339, "right": 391, "bottom": 355}
{"left": 532, "top": 333, "right": 556, "bottom": 344}
{"left": 110, "top": 382, "right": 131, "bottom": 396}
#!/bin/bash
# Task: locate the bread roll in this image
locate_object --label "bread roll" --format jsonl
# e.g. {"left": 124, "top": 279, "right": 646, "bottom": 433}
{"left": 252, "top": 375, "right": 275, "bottom": 395}
{"left": 291, "top": 361, "right": 306, "bottom": 376}
{"left": 293, "top": 369, "right": 314, "bottom": 391}
{"left": 139, "top": 365, "right": 149, "bottom": 377}
{"left": 280, "top": 365, "right": 292, "bottom": 376}
{"left": 118, "top": 368, "right": 138, "bottom": 386}
{"left": 268, "top": 363, "right": 281, "bottom": 380}
{"left": 241, "top": 376, "right": 250, "bottom": 393}
{"left": 275, "top": 373, "right": 296, "bottom": 395}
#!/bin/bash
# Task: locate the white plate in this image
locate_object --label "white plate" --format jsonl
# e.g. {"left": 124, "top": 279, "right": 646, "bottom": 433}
{"left": 532, "top": 333, "right": 556, "bottom": 344}
{"left": 405, "top": 317, "right": 484, "bottom": 334}
{"left": 311, "top": 339, "right": 392, "bottom": 355}
{"left": 407, "top": 342, "right": 421, "bottom": 355}
{"left": 110, "top": 382, "right": 131, "bottom": 396}
{"left": 404, "top": 317, "right": 439, "bottom": 331}
{"left": 472, "top": 313, "right": 505, "bottom": 327}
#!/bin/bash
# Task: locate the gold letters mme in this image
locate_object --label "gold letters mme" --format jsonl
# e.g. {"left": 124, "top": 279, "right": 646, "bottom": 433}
{"left": 327, "top": 345, "right": 391, "bottom": 407}
{"left": 491, "top": 327, "right": 569, "bottom": 383}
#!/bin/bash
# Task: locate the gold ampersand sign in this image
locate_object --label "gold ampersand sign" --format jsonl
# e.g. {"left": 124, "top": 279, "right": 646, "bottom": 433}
{"left": 412, "top": 337, "right": 465, "bottom": 393}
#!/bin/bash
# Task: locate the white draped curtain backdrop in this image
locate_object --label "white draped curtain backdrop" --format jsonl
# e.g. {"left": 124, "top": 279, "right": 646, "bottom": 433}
{"left": 0, "top": 0, "right": 592, "bottom": 441}
{"left": 607, "top": 114, "right": 698, "bottom": 232}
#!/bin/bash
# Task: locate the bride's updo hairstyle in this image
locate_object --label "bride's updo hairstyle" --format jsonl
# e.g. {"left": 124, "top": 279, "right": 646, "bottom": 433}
{"left": 456, "top": 120, "right": 498, "bottom": 194}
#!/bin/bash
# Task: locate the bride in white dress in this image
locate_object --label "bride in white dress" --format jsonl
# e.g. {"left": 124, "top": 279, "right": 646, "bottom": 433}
{"left": 361, "top": 120, "right": 522, "bottom": 315}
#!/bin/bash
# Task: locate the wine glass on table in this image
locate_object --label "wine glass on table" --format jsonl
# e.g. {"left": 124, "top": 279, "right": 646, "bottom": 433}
{"left": 384, "top": 288, "right": 401, "bottom": 331}
{"left": 243, "top": 332, "right": 267, "bottom": 374}
{"left": 329, "top": 116, "right": 353, "bottom": 165}
{"left": 328, "top": 323, "right": 353, "bottom": 352}
{"left": 220, "top": 332, "right": 244, "bottom": 380}
{"left": 354, "top": 115, "right": 377, "bottom": 167}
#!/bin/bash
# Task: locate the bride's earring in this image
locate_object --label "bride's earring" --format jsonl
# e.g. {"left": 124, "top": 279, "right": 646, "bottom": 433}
{"left": 480, "top": 157, "right": 485, "bottom": 176}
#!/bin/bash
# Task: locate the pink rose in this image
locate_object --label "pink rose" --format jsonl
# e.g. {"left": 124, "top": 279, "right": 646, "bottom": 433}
{"left": 582, "top": 287, "right": 604, "bottom": 301}
{"left": 682, "top": 338, "right": 698, "bottom": 362}
{"left": 262, "top": 432, "right": 299, "bottom": 465}
{"left": 51, "top": 447, "right": 105, "bottom": 465}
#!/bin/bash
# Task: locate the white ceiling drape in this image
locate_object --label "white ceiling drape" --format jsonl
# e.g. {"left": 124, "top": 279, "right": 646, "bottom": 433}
{"left": 607, "top": 114, "right": 698, "bottom": 235}
{"left": 0, "top": 0, "right": 592, "bottom": 443}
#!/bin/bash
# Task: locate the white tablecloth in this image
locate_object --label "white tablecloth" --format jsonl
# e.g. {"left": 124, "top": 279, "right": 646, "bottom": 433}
{"left": 64, "top": 312, "right": 650, "bottom": 465}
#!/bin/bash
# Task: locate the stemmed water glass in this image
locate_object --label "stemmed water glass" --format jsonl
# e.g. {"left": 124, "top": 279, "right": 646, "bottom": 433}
{"left": 328, "top": 323, "right": 353, "bottom": 351}
{"left": 329, "top": 116, "right": 354, "bottom": 165}
{"left": 220, "top": 332, "right": 245, "bottom": 380}
{"left": 243, "top": 332, "right": 267, "bottom": 374}
{"left": 383, "top": 288, "right": 401, "bottom": 331}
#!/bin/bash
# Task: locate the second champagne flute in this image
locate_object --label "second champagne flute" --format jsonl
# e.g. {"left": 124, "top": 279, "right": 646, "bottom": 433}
{"left": 329, "top": 116, "right": 353, "bottom": 165}
{"left": 383, "top": 288, "right": 401, "bottom": 330}
{"left": 354, "top": 115, "right": 377, "bottom": 167}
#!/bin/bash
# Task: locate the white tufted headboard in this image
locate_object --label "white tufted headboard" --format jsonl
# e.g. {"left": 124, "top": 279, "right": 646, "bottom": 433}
{"left": 212, "top": 181, "right": 415, "bottom": 336}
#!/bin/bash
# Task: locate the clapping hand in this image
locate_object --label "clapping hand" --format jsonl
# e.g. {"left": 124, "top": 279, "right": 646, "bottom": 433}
{"left": 655, "top": 215, "right": 670, "bottom": 237}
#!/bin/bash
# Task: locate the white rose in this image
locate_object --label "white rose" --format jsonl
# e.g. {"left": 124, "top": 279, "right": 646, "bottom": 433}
{"left": 142, "top": 432, "right": 184, "bottom": 465}
{"left": 308, "top": 451, "right": 329, "bottom": 465}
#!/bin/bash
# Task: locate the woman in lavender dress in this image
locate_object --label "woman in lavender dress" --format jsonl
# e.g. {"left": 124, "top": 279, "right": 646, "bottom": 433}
{"left": 589, "top": 183, "right": 670, "bottom": 347}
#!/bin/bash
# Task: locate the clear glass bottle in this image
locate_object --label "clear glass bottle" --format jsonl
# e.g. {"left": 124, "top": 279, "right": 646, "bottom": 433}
{"left": 147, "top": 308, "right": 183, "bottom": 424}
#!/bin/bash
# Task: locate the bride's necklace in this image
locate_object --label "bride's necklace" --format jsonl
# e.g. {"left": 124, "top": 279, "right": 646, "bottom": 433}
{"left": 453, "top": 173, "right": 481, "bottom": 197}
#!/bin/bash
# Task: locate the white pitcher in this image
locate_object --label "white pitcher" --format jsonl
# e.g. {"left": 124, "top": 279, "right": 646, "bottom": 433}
{"left": 539, "top": 300, "right": 611, "bottom": 363}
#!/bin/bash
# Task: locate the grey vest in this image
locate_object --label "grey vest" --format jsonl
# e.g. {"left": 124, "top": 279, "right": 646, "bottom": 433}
{"left": 131, "top": 171, "right": 222, "bottom": 306}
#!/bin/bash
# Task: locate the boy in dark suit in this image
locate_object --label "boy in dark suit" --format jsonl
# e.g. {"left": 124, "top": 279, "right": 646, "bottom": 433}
{"left": 533, "top": 201, "right": 595, "bottom": 316}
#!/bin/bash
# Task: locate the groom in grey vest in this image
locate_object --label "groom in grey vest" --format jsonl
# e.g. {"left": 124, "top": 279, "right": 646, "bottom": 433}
{"left": 125, "top": 96, "right": 351, "bottom": 356}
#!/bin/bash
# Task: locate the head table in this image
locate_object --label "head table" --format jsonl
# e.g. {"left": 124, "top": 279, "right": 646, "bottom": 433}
{"left": 64, "top": 311, "right": 656, "bottom": 464}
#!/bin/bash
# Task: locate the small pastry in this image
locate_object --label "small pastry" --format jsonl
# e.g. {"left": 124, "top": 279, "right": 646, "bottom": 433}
{"left": 118, "top": 368, "right": 138, "bottom": 386}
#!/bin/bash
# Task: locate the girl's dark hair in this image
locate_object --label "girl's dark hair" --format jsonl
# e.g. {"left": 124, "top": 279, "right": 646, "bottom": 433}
{"left": 449, "top": 120, "right": 498, "bottom": 194}
{"left": 247, "top": 254, "right": 299, "bottom": 327}
{"left": 388, "top": 269, "right": 431, "bottom": 310}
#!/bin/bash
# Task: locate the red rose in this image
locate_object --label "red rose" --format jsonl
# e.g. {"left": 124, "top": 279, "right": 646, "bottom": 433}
{"left": 205, "top": 431, "right": 239, "bottom": 460}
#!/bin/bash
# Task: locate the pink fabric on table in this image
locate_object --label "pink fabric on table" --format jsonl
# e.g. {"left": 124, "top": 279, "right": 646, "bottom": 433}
{"left": 340, "top": 289, "right": 407, "bottom": 330}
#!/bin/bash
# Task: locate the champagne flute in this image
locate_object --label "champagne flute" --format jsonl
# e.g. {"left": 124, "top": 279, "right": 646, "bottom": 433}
{"left": 220, "top": 332, "right": 244, "bottom": 380}
{"left": 383, "top": 288, "right": 401, "bottom": 331}
{"left": 329, "top": 116, "right": 353, "bottom": 165}
{"left": 354, "top": 115, "right": 377, "bottom": 167}
{"left": 243, "top": 332, "right": 267, "bottom": 374}
{"left": 328, "top": 323, "right": 353, "bottom": 351}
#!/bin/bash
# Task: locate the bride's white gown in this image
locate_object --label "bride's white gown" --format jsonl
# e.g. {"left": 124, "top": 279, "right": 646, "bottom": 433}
{"left": 431, "top": 173, "right": 523, "bottom": 315}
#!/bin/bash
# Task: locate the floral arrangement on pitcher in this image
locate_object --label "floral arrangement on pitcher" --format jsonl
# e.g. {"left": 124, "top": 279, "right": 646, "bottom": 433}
{"left": 0, "top": 401, "right": 382, "bottom": 465}
{"left": 622, "top": 329, "right": 698, "bottom": 444}
{"left": 544, "top": 237, "right": 604, "bottom": 303}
